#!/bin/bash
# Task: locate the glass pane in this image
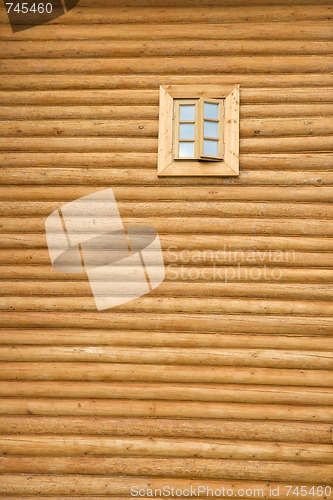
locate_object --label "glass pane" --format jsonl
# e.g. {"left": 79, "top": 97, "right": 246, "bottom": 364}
{"left": 204, "top": 102, "right": 219, "bottom": 120}
{"left": 179, "top": 105, "right": 195, "bottom": 121}
{"left": 179, "top": 123, "right": 195, "bottom": 140}
{"left": 179, "top": 142, "right": 195, "bottom": 158}
{"left": 204, "top": 139, "right": 219, "bottom": 157}
{"left": 204, "top": 120, "right": 219, "bottom": 138}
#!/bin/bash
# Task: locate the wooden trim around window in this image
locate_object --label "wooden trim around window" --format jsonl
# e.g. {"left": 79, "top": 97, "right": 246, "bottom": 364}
{"left": 158, "top": 84, "right": 240, "bottom": 177}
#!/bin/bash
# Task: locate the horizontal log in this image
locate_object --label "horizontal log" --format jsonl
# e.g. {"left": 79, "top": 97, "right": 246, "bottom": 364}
{"left": 0, "top": 148, "right": 332, "bottom": 164}
{"left": 0, "top": 137, "right": 158, "bottom": 152}
{"left": 241, "top": 103, "right": 333, "bottom": 121}
{"left": 0, "top": 89, "right": 157, "bottom": 105}
{"left": 242, "top": 104, "right": 333, "bottom": 117}
{"left": 1, "top": 117, "right": 332, "bottom": 139}
{"left": 0, "top": 185, "right": 331, "bottom": 203}
{"left": 0, "top": 152, "right": 157, "bottom": 168}
{"left": 1, "top": 381, "right": 333, "bottom": 405}
{"left": 1, "top": 153, "right": 332, "bottom": 171}
{"left": 0, "top": 398, "right": 333, "bottom": 422}
{"left": 243, "top": 136, "right": 333, "bottom": 153}
{"left": 0, "top": 416, "right": 331, "bottom": 443}
{"left": 1, "top": 282, "right": 332, "bottom": 302}
{"left": 0, "top": 345, "right": 332, "bottom": 369}
{"left": 1, "top": 216, "right": 333, "bottom": 236}
{"left": 0, "top": 120, "right": 157, "bottom": 138}
{"left": 0, "top": 74, "right": 332, "bottom": 92}
{"left": 1, "top": 5, "right": 331, "bottom": 24}
{"left": 0, "top": 497, "right": 184, "bottom": 500}
{"left": 0, "top": 117, "right": 333, "bottom": 139}
{"left": 0, "top": 168, "right": 331, "bottom": 186}
{"left": 1, "top": 296, "right": 333, "bottom": 318}
{"left": 2, "top": 265, "right": 332, "bottom": 284}
{"left": 1, "top": 434, "right": 332, "bottom": 462}
{"left": 0, "top": 497, "right": 232, "bottom": 500}
{"left": 0, "top": 497, "right": 169, "bottom": 500}
{"left": 1, "top": 88, "right": 332, "bottom": 106}
{"left": 0, "top": 362, "right": 332, "bottom": 386}
{"left": 1, "top": 21, "right": 332, "bottom": 41}
{"left": 243, "top": 88, "right": 333, "bottom": 104}
{"left": 241, "top": 153, "right": 333, "bottom": 169}
{"left": 0, "top": 105, "right": 158, "bottom": 121}
{"left": 0, "top": 330, "right": 332, "bottom": 351}
{"left": 79, "top": 0, "right": 333, "bottom": 4}
{"left": 2, "top": 233, "right": 333, "bottom": 253}
{"left": 242, "top": 117, "right": 333, "bottom": 138}
{"left": 0, "top": 56, "right": 331, "bottom": 74}
{"left": 0, "top": 102, "right": 333, "bottom": 123}
{"left": 0, "top": 456, "right": 332, "bottom": 483}
{"left": 2, "top": 40, "right": 333, "bottom": 59}
{"left": 0, "top": 247, "right": 332, "bottom": 269}
{"left": 0, "top": 311, "right": 332, "bottom": 335}
{"left": 76, "top": 0, "right": 333, "bottom": 5}
{"left": 0, "top": 475, "right": 328, "bottom": 498}
{"left": 2, "top": 200, "right": 333, "bottom": 219}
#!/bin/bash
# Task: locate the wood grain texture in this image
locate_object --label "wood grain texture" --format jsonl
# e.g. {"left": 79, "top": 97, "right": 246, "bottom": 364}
{"left": 0, "top": 476, "right": 331, "bottom": 498}
{"left": 0, "top": 0, "right": 332, "bottom": 495}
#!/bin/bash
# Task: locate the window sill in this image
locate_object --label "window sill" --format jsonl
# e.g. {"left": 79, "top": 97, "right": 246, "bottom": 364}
{"left": 158, "top": 160, "right": 239, "bottom": 177}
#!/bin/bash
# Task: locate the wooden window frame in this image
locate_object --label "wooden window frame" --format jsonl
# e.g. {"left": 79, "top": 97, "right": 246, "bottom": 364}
{"left": 199, "top": 98, "right": 224, "bottom": 161}
{"left": 173, "top": 99, "right": 199, "bottom": 160}
{"left": 158, "top": 84, "right": 240, "bottom": 177}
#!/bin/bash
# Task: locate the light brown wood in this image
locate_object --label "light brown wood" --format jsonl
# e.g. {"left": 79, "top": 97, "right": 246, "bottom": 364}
{"left": 0, "top": 74, "right": 332, "bottom": 91}
{"left": 0, "top": 456, "right": 332, "bottom": 483}
{"left": 1, "top": 398, "right": 333, "bottom": 422}
{"left": 0, "top": 331, "right": 333, "bottom": 351}
{"left": 0, "top": 185, "right": 332, "bottom": 202}
{"left": 0, "top": 362, "right": 332, "bottom": 386}
{"left": 0, "top": 120, "right": 157, "bottom": 138}
{"left": 1, "top": 40, "right": 333, "bottom": 59}
{"left": 1, "top": 167, "right": 332, "bottom": 186}
{"left": 0, "top": 5, "right": 331, "bottom": 24}
{"left": 1, "top": 21, "right": 332, "bottom": 41}
{"left": 0, "top": 416, "right": 331, "bottom": 442}
{"left": 1, "top": 311, "right": 332, "bottom": 335}
{"left": 1, "top": 0, "right": 332, "bottom": 492}
{"left": 1, "top": 381, "right": 333, "bottom": 405}
{"left": 0, "top": 346, "right": 332, "bottom": 369}
{"left": 2, "top": 201, "right": 333, "bottom": 219}
{"left": 0, "top": 282, "right": 333, "bottom": 303}
{"left": 1, "top": 88, "right": 331, "bottom": 104}
{"left": 1, "top": 216, "right": 333, "bottom": 235}
{"left": 1, "top": 265, "right": 333, "bottom": 284}
{"left": 1, "top": 116, "right": 333, "bottom": 139}
{"left": 1, "top": 56, "right": 331, "bottom": 74}
{"left": 1, "top": 434, "right": 332, "bottom": 462}
{"left": 0, "top": 475, "right": 330, "bottom": 498}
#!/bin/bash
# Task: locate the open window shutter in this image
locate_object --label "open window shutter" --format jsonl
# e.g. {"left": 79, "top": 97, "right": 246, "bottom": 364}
{"left": 199, "top": 98, "right": 224, "bottom": 161}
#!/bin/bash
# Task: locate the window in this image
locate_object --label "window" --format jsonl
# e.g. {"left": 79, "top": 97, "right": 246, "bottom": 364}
{"left": 174, "top": 98, "right": 224, "bottom": 161}
{"left": 158, "top": 85, "right": 240, "bottom": 177}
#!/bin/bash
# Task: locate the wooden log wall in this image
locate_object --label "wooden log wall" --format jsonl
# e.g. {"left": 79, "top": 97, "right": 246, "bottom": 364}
{"left": 0, "top": 0, "right": 332, "bottom": 497}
